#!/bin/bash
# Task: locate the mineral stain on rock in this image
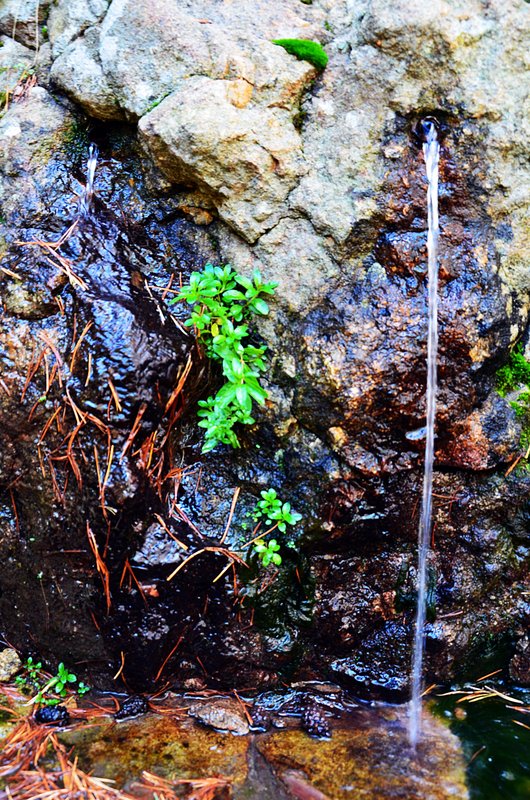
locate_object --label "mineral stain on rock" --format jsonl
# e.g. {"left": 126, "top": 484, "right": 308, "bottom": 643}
{"left": 57, "top": 700, "right": 468, "bottom": 799}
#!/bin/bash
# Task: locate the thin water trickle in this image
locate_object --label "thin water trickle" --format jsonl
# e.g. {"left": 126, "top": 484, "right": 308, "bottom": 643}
{"left": 78, "top": 143, "right": 99, "bottom": 217}
{"left": 409, "top": 120, "right": 440, "bottom": 748}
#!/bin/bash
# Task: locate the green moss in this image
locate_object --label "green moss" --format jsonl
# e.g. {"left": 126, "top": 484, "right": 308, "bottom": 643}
{"left": 272, "top": 38, "right": 328, "bottom": 70}
{"left": 145, "top": 92, "right": 171, "bottom": 113}
{"left": 496, "top": 345, "right": 530, "bottom": 464}
{"left": 61, "top": 119, "right": 89, "bottom": 159}
{"left": 496, "top": 344, "right": 530, "bottom": 397}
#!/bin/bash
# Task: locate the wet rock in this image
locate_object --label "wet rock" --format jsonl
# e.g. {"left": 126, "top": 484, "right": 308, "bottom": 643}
{"left": 188, "top": 698, "right": 250, "bottom": 735}
{"left": 1, "top": 0, "right": 530, "bottom": 700}
{"left": 115, "top": 694, "right": 149, "bottom": 719}
{"left": 0, "top": 98, "right": 214, "bottom": 687}
{"left": 258, "top": 707, "right": 469, "bottom": 800}
{"left": 436, "top": 392, "right": 521, "bottom": 470}
{"left": 0, "top": 86, "right": 74, "bottom": 224}
{"left": 0, "top": 648, "right": 22, "bottom": 681}
{"left": 60, "top": 714, "right": 250, "bottom": 791}
{"left": 250, "top": 704, "right": 273, "bottom": 732}
{"left": 510, "top": 634, "right": 530, "bottom": 686}
{"left": 301, "top": 698, "right": 332, "bottom": 739}
{"left": 329, "top": 623, "right": 411, "bottom": 702}
{"left": 34, "top": 704, "right": 70, "bottom": 725}
{"left": 131, "top": 522, "right": 187, "bottom": 569}
{"left": 251, "top": 687, "right": 345, "bottom": 739}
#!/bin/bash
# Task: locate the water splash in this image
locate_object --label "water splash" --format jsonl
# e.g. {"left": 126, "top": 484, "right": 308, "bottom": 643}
{"left": 78, "top": 144, "right": 99, "bottom": 217}
{"left": 409, "top": 119, "right": 440, "bottom": 747}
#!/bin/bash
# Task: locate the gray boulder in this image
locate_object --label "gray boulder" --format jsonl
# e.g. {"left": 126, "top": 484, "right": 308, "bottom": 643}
{"left": 0, "top": 0, "right": 50, "bottom": 48}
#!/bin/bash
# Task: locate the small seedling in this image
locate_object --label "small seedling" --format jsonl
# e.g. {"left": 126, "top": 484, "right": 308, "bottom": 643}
{"left": 15, "top": 657, "right": 42, "bottom": 691}
{"left": 51, "top": 663, "right": 78, "bottom": 696}
{"left": 248, "top": 489, "right": 302, "bottom": 568}
{"left": 253, "top": 538, "right": 282, "bottom": 567}
{"left": 172, "top": 264, "right": 277, "bottom": 452}
{"left": 15, "top": 658, "right": 90, "bottom": 706}
{"left": 252, "top": 488, "right": 302, "bottom": 533}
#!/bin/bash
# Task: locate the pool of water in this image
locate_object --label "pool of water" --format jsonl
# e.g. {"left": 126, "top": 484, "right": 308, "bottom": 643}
{"left": 432, "top": 682, "right": 530, "bottom": 799}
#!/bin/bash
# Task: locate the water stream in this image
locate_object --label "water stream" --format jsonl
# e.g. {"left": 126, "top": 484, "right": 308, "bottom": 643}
{"left": 410, "top": 120, "right": 440, "bottom": 747}
{"left": 78, "top": 143, "right": 99, "bottom": 217}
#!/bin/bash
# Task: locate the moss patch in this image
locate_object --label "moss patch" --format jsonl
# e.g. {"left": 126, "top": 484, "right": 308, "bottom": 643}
{"left": 496, "top": 344, "right": 530, "bottom": 460}
{"left": 497, "top": 345, "right": 530, "bottom": 399}
{"left": 272, "top": 39, "right": 328, "bottom": 70}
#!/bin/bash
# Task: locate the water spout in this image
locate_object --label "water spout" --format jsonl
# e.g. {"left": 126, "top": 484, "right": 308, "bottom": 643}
{"left": 409, "top": 119, "right": 440, "bottom": 747}
{"left": 78, "top": 143, "right": 99, "bottom": 218}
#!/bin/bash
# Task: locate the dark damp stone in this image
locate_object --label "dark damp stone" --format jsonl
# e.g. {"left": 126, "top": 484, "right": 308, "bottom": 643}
{"left": 301, "top": 698, "right": 331, "bottom": 739}
{"left": 115, "top": 694, "right": 149, "bottom": 719}
{"left": 250, "top": 704, "right": 272, "bottom": 731}
{"left": 411, "top": 116, "right": 441, "bottom": 146}
{"left": 34, "top": 704, "right": 70, "bottom": 725}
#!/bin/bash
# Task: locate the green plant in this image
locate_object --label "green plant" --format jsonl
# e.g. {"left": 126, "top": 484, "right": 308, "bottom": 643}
{"left": 15, "top": 656, "right": 42, "bottom": 690}
{"left": 497, "top": 344, "right": 530, "bottom": 398}
{"left": 249, "top": 488, "right": 302, "bottom": 567}
{"left": 253, "top": 538, "right": 282, "bottom": 567}
{"left": 497, "top": 344, "right": 530, "bottom": 417}
{"left": 497, "top": 344, "right": 530, "bottom": 461}
{"left": 15, "top": 657, "right": 90, "bottom": 706}
{"left": 252, "top": 488, "right": 302, "bottom": 532}
{"left": 172, "top": 264, "right": 277, "bottom": 452}
{"left": 272, "top": 38, "right": 328, "bottom": 70}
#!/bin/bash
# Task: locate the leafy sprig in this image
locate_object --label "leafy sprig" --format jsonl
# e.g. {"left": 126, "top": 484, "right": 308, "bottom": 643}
{"left": 250, "top": 489, "right": 302, "bottom": 567}
{"left": 15, "top": 658, "right": 90, "bottom": 706}
{"left": 172, "top": 264, "right": 277, "bottom": 452}
{"left": 253, "top": 539, "right": 282, "bottom": 567}
{"left": 252, "top": 488, "right": 302, "bottom": 532}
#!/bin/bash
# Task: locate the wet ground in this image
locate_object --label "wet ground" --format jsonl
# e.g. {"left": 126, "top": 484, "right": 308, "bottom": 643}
{"left": 3, "top": 668, "right": 530, "bottom": 798}
{"left": 38, "top": 693, "right": 469, "bottom": 800}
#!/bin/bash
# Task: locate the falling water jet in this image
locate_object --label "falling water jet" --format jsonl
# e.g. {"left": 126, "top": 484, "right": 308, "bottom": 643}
{"left": 409, "top": 117, "right": 440, "bottom": 748}
{"left": 78, "top": 143, "right": 99, "bottom": 218}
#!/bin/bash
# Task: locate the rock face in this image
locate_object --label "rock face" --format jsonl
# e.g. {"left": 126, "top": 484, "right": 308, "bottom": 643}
{"left": 0, "top": 648, "right": 21, "bottom": 682}
{"left": 0, "top": 0, "right": 529, "bottom": 695}
{"left": 510, "top": 633, "right": 530, "bottom": 685}
{"left": 0, "top": 35, "right": 35, "bottom": 101}
{"left": 0, "top": 0, "right": 50, "bottom": 48}
{"left": 50, "top": 0, "right": 316, "bottom": 240}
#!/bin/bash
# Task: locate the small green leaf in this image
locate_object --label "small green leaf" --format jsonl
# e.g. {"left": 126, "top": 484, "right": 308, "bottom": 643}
{"left": 251, "top": 298, "right": 269, "bottom": 315}
{"left": 223, "top": 289, "right": 246, "bottom": 301}
{"left": 235, "top": 275, "right": 253, "bottom": 290}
